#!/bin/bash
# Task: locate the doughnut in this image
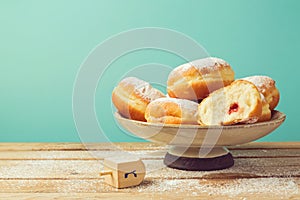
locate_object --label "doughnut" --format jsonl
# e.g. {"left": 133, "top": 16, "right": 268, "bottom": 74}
{"left": 145, "top": 98, "right": 199, "bottom": 125}
{"left": 112, "top": 77, "right": 165, "bottom": 121}
{"left": 241, "top": 75, "right": 280, "bottom": 110}
{"left": 198, "top": 80, "right": 263, "bottom": 125}
{"left": 167, "top": 57, "right": 235, "bottom": 101}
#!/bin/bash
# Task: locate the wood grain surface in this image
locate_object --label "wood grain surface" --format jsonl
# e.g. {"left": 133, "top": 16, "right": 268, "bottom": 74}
{"left": 0, "top": 142, "right": 299, "bottom": 199}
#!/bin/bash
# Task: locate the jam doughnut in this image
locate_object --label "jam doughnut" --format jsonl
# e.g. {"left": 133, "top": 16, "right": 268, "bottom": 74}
{"left": 198, "top": 80, "right": 262, "bottom": 125}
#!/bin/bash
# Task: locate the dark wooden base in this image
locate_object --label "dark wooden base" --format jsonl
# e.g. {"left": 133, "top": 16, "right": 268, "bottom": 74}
{"left": 163, "top": 152, "right": 234, "bottom": 171}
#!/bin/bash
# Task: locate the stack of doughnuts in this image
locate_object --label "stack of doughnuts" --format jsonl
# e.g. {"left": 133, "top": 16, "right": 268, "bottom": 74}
{"left": 112, "top": 57, "right": 280, "bottom": 126}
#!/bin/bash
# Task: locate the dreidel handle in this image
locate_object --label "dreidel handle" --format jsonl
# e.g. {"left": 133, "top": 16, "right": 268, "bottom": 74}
{"left": 99, "top": 170, "right": 113, "bottom": 176}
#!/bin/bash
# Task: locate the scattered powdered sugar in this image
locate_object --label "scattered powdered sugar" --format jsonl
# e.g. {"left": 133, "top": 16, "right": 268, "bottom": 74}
{"left": 0, "top": 160, "right": 102, "bottom": 179}
{"left": 229, "top": 178, "right": 298, "bottom": 196}
{"left": 56, "top": 179, "right": 105, "bottom": 193}
{"left": 1, "top": 159, "right": 299, "bottom": 197}
{"left": 3, "top": 179, "right": 107, "bottom": 193}
{"left": 134, "top": 177, "right": 299, "bottom": 198}
{"left": 4, "top": 177, "right": 298, "bottom": 197}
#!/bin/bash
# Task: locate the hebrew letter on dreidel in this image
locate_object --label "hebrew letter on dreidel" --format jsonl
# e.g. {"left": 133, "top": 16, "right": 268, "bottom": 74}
{"left": 124, "top": 170, "right": 137, "bottom": 178}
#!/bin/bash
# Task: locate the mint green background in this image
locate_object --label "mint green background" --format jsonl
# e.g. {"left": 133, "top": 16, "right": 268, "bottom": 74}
{"left": 1, "top": 0, "right": 299, "bottom": 142}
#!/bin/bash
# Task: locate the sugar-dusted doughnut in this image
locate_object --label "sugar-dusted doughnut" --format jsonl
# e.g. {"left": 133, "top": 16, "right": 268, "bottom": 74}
{"left": 112, "top": 77, "right": 165, "bottom": 121}
{"left": 167, "top": 57, "right": 235, "bottom": 101}
{"left": 145, "top": 98, "right": 199, "bottom": 125}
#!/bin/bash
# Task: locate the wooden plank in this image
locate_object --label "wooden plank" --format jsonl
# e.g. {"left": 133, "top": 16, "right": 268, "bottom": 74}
{"left": 147, "top": 159, "right": 300, "bottom": 179}
{"left": 229, "top": 142, "right": 300, "bottom": 149}
{"left": 0, "top": 193, "right": 299, "bottom": 200}
{"left": 0, "top": 178, "right": 298, "bottom": 199}
{"left": 0, "top": 142, "right": 299, "bottom": 151}
{"left": 0, "top": 150, "right": 163, "bottom": 160}
{"left": 0, "top": 158, "right": 299, "bottom": 179}
{"left": 0, "top": 143, "right": 164, "bottom": 151}
{"left": 0, "top": 149, "right": 299, "bottom": 160}
{"left": 0, "top": 150, "right": 166, "bottom": 160}
{"left": 231, "top": 149, "right": 300, "bottom": 158}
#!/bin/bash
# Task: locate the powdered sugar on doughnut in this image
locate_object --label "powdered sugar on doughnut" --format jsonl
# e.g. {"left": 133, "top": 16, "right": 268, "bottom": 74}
{"left": 177, "top": 57, "right": 230, "bottom": 75}
{"left": 242, "top": 76, "right": 275, "bottom": 88}
{"left": 121, "top": 77, "right": 148, "bottom": 88}
{"left": 136, "top": 85, "right": 165, "bottom": 101}
{"left": 120, "top": 77, "right": 164, "bottom": 101}
{"left": 242, "top": 76, "right": 275, "bottom": 93}
{"left": 146, "top": 97, "right": 199, "bottom": 124}
{"left": 153, "top": 98, "right": 198, "bottom": 113}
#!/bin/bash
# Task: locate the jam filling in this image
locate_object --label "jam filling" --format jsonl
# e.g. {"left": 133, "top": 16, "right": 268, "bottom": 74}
{"left": 228, "top": 103, "right": 239, "bottom": 115}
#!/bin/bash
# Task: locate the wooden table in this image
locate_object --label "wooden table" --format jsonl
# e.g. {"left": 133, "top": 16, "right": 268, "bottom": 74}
{"left": 0, "top": 142, "right": 299, "bottom": 199}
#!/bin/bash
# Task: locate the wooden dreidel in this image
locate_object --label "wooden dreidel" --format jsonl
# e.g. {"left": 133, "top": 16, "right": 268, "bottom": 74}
{"left": 99, "top": 156, "right": 146, "bottom": 188}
